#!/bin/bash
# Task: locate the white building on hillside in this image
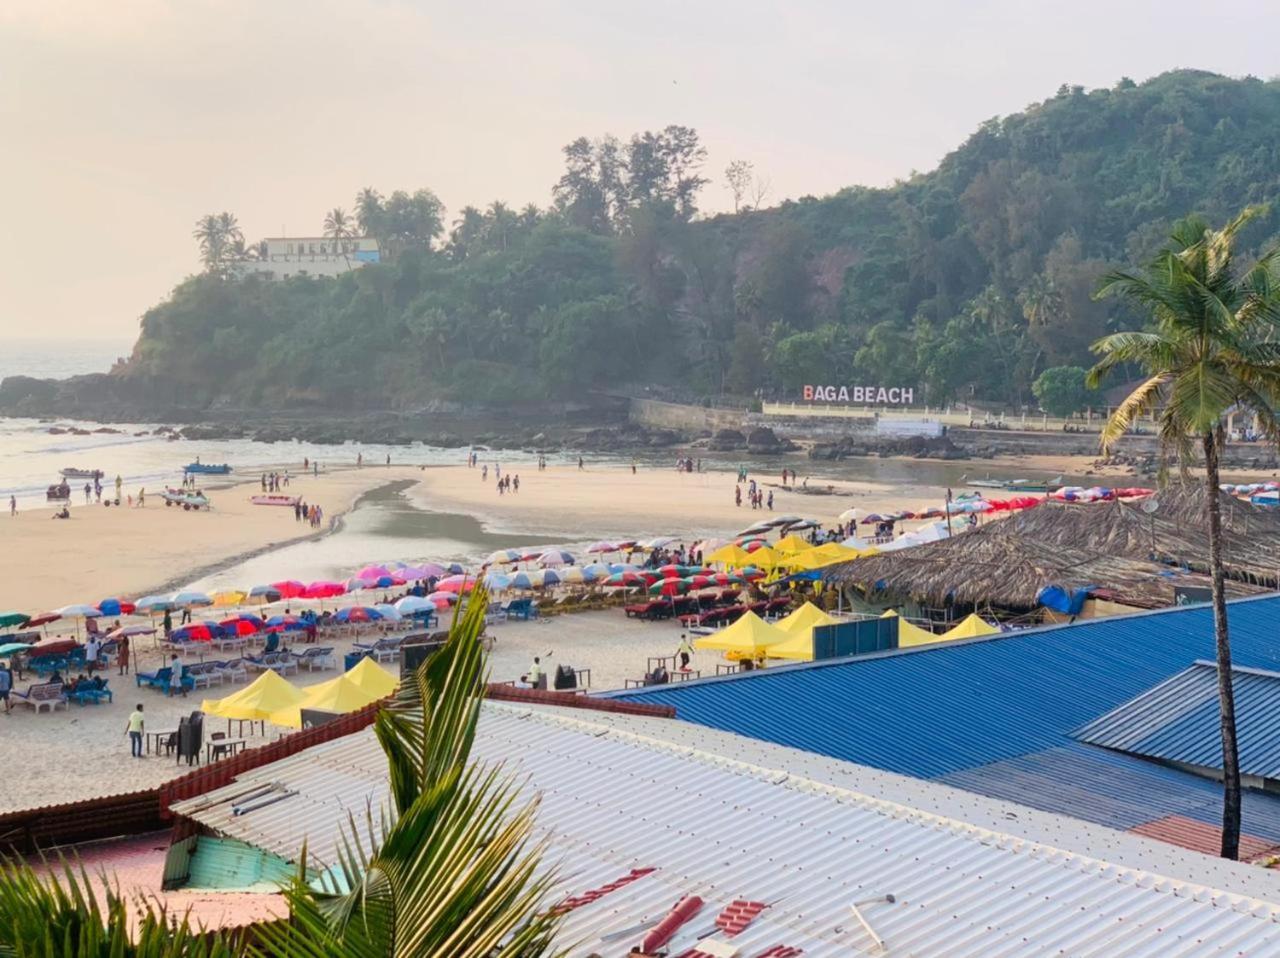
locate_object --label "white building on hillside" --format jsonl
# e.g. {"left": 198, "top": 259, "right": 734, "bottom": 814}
{"left": 232, "top": 236, "right": 380, "bottom": 280}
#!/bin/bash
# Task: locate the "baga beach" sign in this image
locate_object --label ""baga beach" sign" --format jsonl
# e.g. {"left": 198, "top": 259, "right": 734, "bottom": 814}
{"left": 803, "top": 385, "right": 916, "bottom": 404}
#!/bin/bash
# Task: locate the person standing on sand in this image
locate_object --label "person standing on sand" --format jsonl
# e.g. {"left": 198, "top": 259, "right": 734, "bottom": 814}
{"left": 117, "top": 635, "right": 130, "bottom": 675}
{"left": 126, "top": 703, "right": 144, "bottom": 757}
{"left": 162, "top": 609, "right": 172, "bottom": 639}
{"left": 482, "top": 465, "right": 488, "bottom": 481}
{"left": 735, "top": 485, "right": 742, "bottom": 507}
{"left": 0, "top": 663, "right": 11, "bottom": 714}
{"left": 675, "top": 634, "right": 695, "bottom": 671}
{"left": 168, "top": 655, "right": 186, "bottom": 697}
{"left": 767, "top": 490, "right": 774, "bottom": 510}
{"left": 578, "top": 457, "right": 584, "bottom": 471}
{"left": 8, "top": 495, "right": 14, "bottom": 516}
{"left": 513, "top": 475, "right": 519, "bottom": 493}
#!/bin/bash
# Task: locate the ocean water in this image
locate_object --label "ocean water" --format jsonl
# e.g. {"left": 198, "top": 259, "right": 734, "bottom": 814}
{"left": 0, "top": 338, "right": 131, "bottom": 382}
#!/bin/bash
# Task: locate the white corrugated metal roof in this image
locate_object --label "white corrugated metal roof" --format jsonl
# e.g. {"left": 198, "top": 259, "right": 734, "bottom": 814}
{"left": 172, "top": 703, "right": 1280, "bottom": 957}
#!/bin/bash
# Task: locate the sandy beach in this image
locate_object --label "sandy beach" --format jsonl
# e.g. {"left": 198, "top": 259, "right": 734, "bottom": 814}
{"left": 0, "top": 464, "right": 427, "bottom": 612}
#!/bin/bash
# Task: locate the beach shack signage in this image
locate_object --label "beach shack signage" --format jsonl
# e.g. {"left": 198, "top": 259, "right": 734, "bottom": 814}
{"left": 803, "top": 385, "right": 915, "bottom": 404}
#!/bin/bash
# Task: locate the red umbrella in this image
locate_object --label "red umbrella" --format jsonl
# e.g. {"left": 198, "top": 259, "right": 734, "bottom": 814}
{"left": 684, "top": 574, "right": 715, "bottom": 589}
{"left": 604, "top": 571, "right": 646, "bottom": 587}
{"left": 650, "top": 579, "right": 689, "bottom": 597}
{"left": 657, "top": 564, "right": 687, "bottom": 578}
{"left": 25, "top": 613, "right": 61, "bottom": 628}
{"left": 271, "top": 580, "right": 307, "bottom": 599}
{"left": 27, "top": 638, "right": 78, "bottom": 657}
{"left": 435, "top": 575, "right": 476, "bottom": 593}
{"left": 218, "top": 618, "right": 260, "bottom": 636}
{"left": 301, "top": 580, "right": 346, "bottom": 599}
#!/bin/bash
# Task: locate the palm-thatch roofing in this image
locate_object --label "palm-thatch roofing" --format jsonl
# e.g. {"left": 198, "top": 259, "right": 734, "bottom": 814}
{"left": 823, "top": 484, "right": 1276, "bottom": 610}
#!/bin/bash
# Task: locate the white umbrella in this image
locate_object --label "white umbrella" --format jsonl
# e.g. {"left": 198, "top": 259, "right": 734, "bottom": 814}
{"left": 55, "top": 604, "right": 103, "bottom": 618}
{"left": 537, "top": 549, "right": 576, "bottom": 568}
{"left": 135, "top": 595, "right": 177, "bottom": 612}
{"left": 170, "top": 590, "right": 213, "bottom": 607}
{"left": 394, "top": 596, "right": 435, "bottom": 616}
{"left": 373, "top": 603, "right": 403, "bottom": 622}
{"left": 638, "top": 536, "right": 678, "bottom": 550}
{"left": 838, "top": 508, "right": 860, "bottom": 523}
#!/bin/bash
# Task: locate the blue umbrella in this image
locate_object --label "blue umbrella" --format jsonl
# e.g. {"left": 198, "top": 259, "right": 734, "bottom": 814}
{"left": 97, "top": 598, "right": 127, "bottom": 616}
{"left": 265, "top": 614, "right": 306, "bottom": 631}
{"left": 334, "top": 606, "right": 383, "bottom": 624}
{"left": 135, "top": 595, "right": 176, "bottom": 613}
{"left": 0, "top": 642, "right": 33, "bottom": 657}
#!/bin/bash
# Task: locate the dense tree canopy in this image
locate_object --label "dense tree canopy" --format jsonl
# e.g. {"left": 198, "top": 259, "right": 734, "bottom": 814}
{"left": 134, "top": 72, "right": 1280, "bottom": 410}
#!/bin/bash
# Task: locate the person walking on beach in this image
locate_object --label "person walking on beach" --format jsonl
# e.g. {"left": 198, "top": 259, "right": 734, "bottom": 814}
{"left": 735, "top": 485, "right": 742, "bottom": 507}
{"left": 675, "top": 634, "right": 694, "bottom": 671}
{"left": 578, "top": 457, "right": 584, "bottom": 471}
{"left": 84, "top": 482, "right": 91, "bottom": 503}
{"left": 0, "top": 663, "right": 11, "bottom": 714}
{"left": 117, "top": 635, "right": 130, "bottom": 675}
{"left": 482, "top": 465, "right": 488, "bottom": 481}
{"left": 126, "top": 704, "right": 144, "bottom": 757}
{"left": 8, "top": 495, "right": 14, "bottom": 517}
{"left": 162, "top": 608, "right": 172, "bottom": 639}
{"left": 767, "top": 490, "right": 774, "bottom": 510}
{"left": 513, "top": 475, "right": 520, "bottom": 493}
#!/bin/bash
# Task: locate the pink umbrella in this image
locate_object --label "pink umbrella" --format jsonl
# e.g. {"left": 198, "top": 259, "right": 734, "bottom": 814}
{"left": 355, "top": 565, "right": 391, "bottom": 582}
{"left": 585, "top": 541, "right": 617, "bottom": 554}
{"left": 435, "top": 575, "right": 476, "bottom": 593}
{"left": 396, "top": 564, "right": 435, "bottom": 580}
{"left": 425, "top": 591, "right": 458, "bottom": 609}
{"left": 271, "top": 580, "right": 307, "bottom": 599}
{"left": 302, "top": 580, "right": 346, "bottom": 599}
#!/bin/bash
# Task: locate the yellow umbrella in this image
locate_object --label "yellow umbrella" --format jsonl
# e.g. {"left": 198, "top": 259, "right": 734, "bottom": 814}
{"left": 746, "top": 546, "right": 780, "bottom": 570}
{"left": 772, "top": 534, "right": 813, "bottom": 554}
{"left": 706, "top": 544, "right": 753, "bottom": 568}
{"left": 269, "top": 674, "right": 383, "bottom": 728}
{"left": 941, "top": 613, "right": 999, "bottom": 640}
{"left": 881, "top": 610, "right": 942, "bottom": 648}
{"left": 211, "top": 590, "right": 247, "bottom": 607}
{"left": 202, "top": 669, "right": 303, "bottom": 721}
{"left": 693, "top": 611, "right": 789, "bottom": 655}
{"left": 345, "top": 656, "right": 399, "bottom": 698}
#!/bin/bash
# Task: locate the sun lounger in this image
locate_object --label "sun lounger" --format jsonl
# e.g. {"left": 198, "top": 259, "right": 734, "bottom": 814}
{"left": 209, "top": 634, "right": 249, "bottom": 653}
{"left": 244, "top": 651, "right": 298, "bottom": 675}
{"left": 66, "top": 679, "right": 112, "bottom": 705}
{"left": 135, "top": 667, "right": 195, "bottom": 692}
{"left": 352, "top": 635, "right": 406, "bottom": 663}
{"left": 184, "top": 661, "right": 224, "bottom": 689}
{"left": 291, "top": 647, "right": 335, "bottom": 671}
{"left": 502, "top": 597, "right": 536, "bottom": 621}
{"left": 216, "top": 658, "right": 247, "bottom": 682}
{"left": 13, "top": 681, "right": 67, "bottom": 713}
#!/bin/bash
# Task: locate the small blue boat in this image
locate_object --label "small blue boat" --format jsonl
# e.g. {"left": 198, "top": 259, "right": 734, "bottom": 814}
{"left": 184, "top": 462, "right": 232, "bottom": 475}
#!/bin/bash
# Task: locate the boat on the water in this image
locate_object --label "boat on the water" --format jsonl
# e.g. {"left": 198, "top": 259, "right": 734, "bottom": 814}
{"left": 184, "top": 463, "right": 232, "bottom": 475}
{"left": 251, "top": 494, "right": 299, "bottom": 507}
{"left": 60, "top": 468, "right": 103, "bottom": 480}
{"left": 162, "top": 489, "right": 211, "bottom": 510}
{"left": 46, "top": 482, "right": 71, "bottom": 501}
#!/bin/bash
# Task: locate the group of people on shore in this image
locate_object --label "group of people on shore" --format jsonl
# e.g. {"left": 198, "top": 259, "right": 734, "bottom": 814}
{"left": 496, "top": 474, "right": 519, "bottom": 495}
{"left": 260, "top": 471, "right": 290, "bottom": 492}
{"left": 735, "top": 477, "right": 774, "bottom": 510}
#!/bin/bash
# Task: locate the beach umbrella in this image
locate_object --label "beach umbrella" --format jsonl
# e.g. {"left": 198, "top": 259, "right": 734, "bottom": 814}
{"left": 771, "top": 515, "right": 803, "bottom": 527}
{"left": 270, "top": 580, "right": 307, "bottom": 599}
{"left": 638, "top": 536, "right": 678, "bottom": 550}
{"left": 435, "top": 575, "right": 476, "bottom": 593}
{"left": 217, "top": 618, "right": 260, "bottom": 637}
{"left": 0, "top": 612, "right": 29, "bottom": 629}
{"left": 585, "top": 541, "right": 617, "bottom": 555}
{"left": 210, "top": 590, "right": 247, "bottom": 607}
{"left": 373, "top": 604, "right": 403, "bottom": 622}
{"left": 614, "top": 540, "right": 639, "bottom": 553}
{"left": 355, "top": 565, "right": 391, "bottom": 582}
{"left": 247, "top": 584, "right": 283, "bottom": 603}
{"left": 393, "top": 564, "right": 433, "bottom": 581}
{"left": 511, "top": 570, "right": 558, "bottom": 590}
{"left": 105, "top": 625, "right": 153, "bottom": 641}
{"left": 741, "top": 539, "right": 771, "bottom": 553}
{"left": 736, "top": 520, "right": 776, "bottom": 536}
{"left": 484, "top": 549, "right": 524, "bottom": 566}
{"left": 581, "top": 563, "right": 611, "bottom": 582}
{"left": 783, "top": 519, "right": 821, "bottom": 531}
{"left": 95, "top": 599, "right": 135, "bottom": 617}
{"left": 604, "top": 571, "right": 647, "bottom": 588}
{"left": 425, "top": 591, "right": 459, "bottom": 609}
{"left": 557, "top": 567, "right": 589, "bottom": 585}
{"left": 302, "top": 580, "right": 346, "bottom": 599}
{"left": 739, "top": 566, "right": 767, "bottom": 581}
{"left": 395, "top": 596, "right": 437, "bottom": 617}
{"left": 170, "top": 591, "right": 212, "bottom": 608}
{"left": 335, "top": 606, "right": 382, "bottom": 624}
{"left": 0, "top": 642, "right": 33, "bottom": 657}
{"left": 656, "top": 564, "right": 688, "bottom": 578}
{"left": 264, "top": 614, "right": 305, "bottom": 632}
{"left": 56, "top": 603, "right": 103, "bottom": 619}
{"left": 343, "top": 577, "right": 374, "bottom": 592}
{"left": 537, "top": 549, "right": 576, "bottom": 568}
{"left": 837, "top": 508, "right": 860, "bottom": 523}
{"left": 483, "top": 572, "right": 512, "bottom": 591}
{"left": 441, "top": 562, "right": 466, "bottom": 575}
{"left": 24, "top": 612, "right": 62, "bottom": 628}
{"left": 172, "top": 622, "right": 220, "bottom": 642}
{"left": 650, "top": 578, "right": 689, "bottom": 596}
{"left": 683, "top": 574, "right": 716, "bottom": 590}
{"left": 415, "top": 562, "right": 448, "bottom": 578}
{"left": 230, "top": 613, "right": 265, "bottom": 630}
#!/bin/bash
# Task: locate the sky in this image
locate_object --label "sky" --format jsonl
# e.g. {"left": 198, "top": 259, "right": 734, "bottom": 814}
{"left": 3, "top": 0, "right": 1279, "bottom": 342}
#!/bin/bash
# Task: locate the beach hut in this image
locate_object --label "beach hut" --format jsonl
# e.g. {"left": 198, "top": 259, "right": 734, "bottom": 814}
{"left": 693, "top": 611, "right": 788, "bottom": 657}
{"left": 201, "top": 670, "right": 304, "bottom": 721}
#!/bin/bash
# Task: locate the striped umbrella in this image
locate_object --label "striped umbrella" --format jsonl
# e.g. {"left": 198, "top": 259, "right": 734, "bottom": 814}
{"left": 581, "top": 564, "right": 611, "bottom": 582}
{"left": 247, "top": 585, "right": 283, "bottom": 604}
{"left": 537, "top": 549, "right": 576, "bottom": 568}
{"left": 483, "top": 572, "right": 513, "bottom": 591}
{"left": 484, "top": 549, "right": 524, "bottom": 566}
{"left": 354, "top": 565, "right": 391, "bottom": 582}
{"left": 604, "top": 571, "right": 646, "bottom": 588}
{"left": 649, "top": 579, "right": 689, "bottom": 596}
{"left": 335, "top": 606, "right": 383, "bottom": 624}
{"left": 511, "top": 570, "right": 560, "bottom": 590}
{"left": 170, "top": 591, "right": 212, "bottom": 608}
{"left": 135, "top": 595, "right": 176, "bottom": 613}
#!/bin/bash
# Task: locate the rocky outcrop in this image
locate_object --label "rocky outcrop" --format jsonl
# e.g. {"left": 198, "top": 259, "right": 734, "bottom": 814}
{"left": 745, "top": 426, "right": 799, "bottom": 454}
{"left": 810, "top": 434, "right": 969, "bottom": 461}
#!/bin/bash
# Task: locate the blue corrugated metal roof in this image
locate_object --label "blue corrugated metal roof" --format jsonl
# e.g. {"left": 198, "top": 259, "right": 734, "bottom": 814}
{"left": 938, "top": 744, "right": 1280, "bottom": 842}
{"left": 1075, "top": 660, "right": 1280, "bottom": 780}
{"left": 612, "top": 594, "right": 1280, "bottom": 836}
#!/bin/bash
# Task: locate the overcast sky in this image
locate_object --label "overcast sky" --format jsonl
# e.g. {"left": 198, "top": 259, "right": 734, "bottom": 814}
{"left": 4, "top": 0, "right": 1279, "bottom": 341}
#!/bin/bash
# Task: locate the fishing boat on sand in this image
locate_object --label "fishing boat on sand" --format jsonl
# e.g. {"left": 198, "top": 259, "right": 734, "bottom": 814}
{"left": 46, "top": 482, "right": 71, "bottom": 501}
{"left": 251, "top": 494, "right": 299, "bottom": 507}
{"left": 184, "top": 462, "right": 232, "bottom": 475}
{"left": 967, "top": 475, "right": 1063, "bottom": 492}
{"left": 60, "top": 468, "right": 103, "bottom": 480}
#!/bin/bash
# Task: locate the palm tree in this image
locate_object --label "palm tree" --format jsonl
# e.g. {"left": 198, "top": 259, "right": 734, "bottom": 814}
{"left": 355, "top": 188, "right": 384, "bottom": 239}
{"left": 1088, "top": 206, "right": 1280, "bottom": 860}
{"left": 324, "top": 208, "right": 354, "bottom": 268}
{"left": 192, "top": 212, "right": 243, "bottom": 276}
{"left": 0, "top": 591, "right": 564, "bottom": 956}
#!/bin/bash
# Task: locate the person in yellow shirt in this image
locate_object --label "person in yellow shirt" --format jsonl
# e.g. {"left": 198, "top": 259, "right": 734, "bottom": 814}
{"left": 125, "top": 704, "right": 145, "bottom": 758}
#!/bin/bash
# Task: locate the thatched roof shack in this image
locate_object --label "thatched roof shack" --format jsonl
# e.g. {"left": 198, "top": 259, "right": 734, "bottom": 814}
{"left": 823, "top": 485, "right": 1275, "bottom": 612}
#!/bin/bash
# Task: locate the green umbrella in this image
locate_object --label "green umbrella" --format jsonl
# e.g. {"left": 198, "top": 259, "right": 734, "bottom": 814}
{"left": 0, "top": 612, "right": 30, "bottom": 629}
{"left": 0, "top": 642, "right": 32, "bottom": 657}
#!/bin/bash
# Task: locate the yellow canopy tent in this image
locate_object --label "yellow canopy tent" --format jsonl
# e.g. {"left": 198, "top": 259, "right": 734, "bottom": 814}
{"left": 776, "top": 602, "right": 839, "bottom": 636}
{"left": 812, "top": 542, "right": 860, "bottom": 562}
{"left": 707, "top": 544, "right": 754, "bottom": 568}
{"left": 269, "top": 674, "right": 384, "bottom": 728}
{"left": 693, "top": 610, "right": 789, "bottom": 655}
{"left": 941, "top": 613, "right": 999, "bottom": 640}
{"left": 767, "top": 603, "right": 840, "bottom": 661}
{"left": 745, "top": 546, "right": 780, "bottom": 570}
{"left": 202, "top": 669, "right": 303, "bottom": 721}
{"left": 345, "top": 656, "right": 399, "bottom": 698}
{"left": 772, "top": 534, "right": 813, "bottom": 554}
{"left": 881, "top": 610, "right": 943, "bottom": 648}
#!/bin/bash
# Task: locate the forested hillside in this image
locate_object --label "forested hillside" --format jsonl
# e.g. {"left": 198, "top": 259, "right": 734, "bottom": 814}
{"left": 120, "top": 70, "right": 1280, "bottom": 411}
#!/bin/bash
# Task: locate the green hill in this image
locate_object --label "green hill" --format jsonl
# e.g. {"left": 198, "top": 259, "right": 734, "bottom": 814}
{"left": 105, "top": 70, "right": 1280, "bottom": 413}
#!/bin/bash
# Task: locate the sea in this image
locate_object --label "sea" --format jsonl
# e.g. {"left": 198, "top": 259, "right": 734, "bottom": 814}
{"left": 0, "top": 338, "right": 1071, "bottom": 589}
